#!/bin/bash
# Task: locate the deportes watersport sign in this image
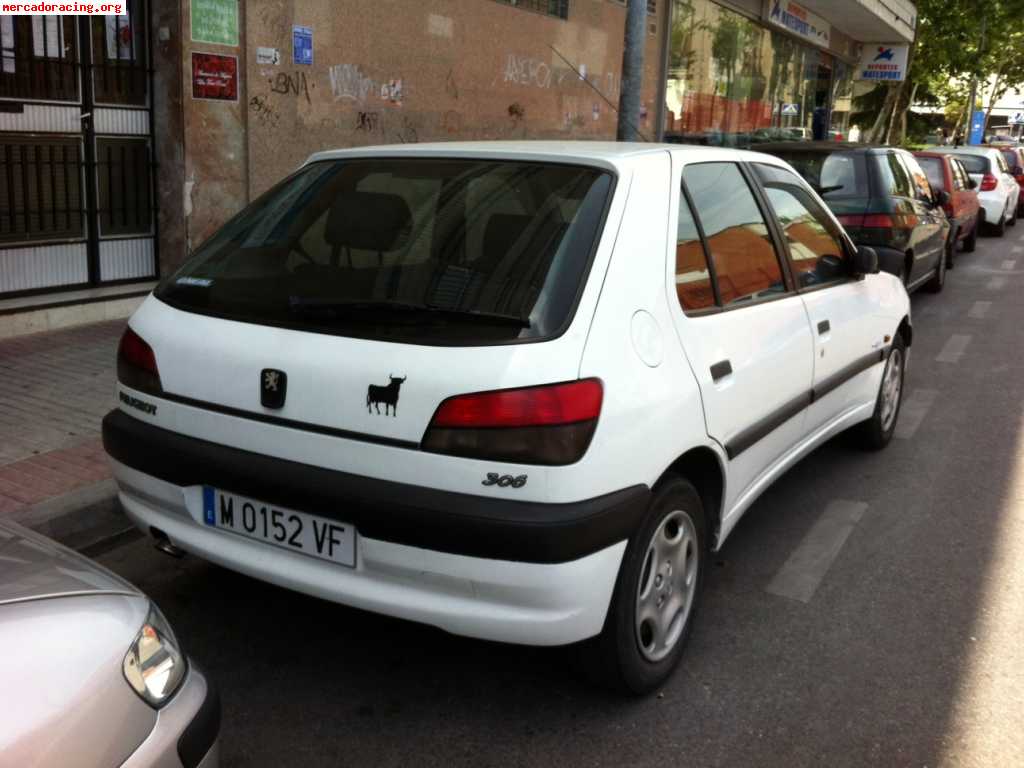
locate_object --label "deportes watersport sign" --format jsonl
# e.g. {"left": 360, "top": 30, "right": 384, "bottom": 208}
{"left": 855, "top": 44, "right": 910, "bottom": 82}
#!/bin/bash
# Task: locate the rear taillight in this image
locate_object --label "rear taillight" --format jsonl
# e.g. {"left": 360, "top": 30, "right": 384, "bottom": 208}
{"left": 117, "top": 326, "right": 163, "bottom": 394}
{"left": 980, "top": 173, "right": 999, "bottom": 192}
{"left": 423, "top": 379, "right": 603, "bottom": 465}
{"left": 835, "top": 214, "right": 865, "bottom": 227}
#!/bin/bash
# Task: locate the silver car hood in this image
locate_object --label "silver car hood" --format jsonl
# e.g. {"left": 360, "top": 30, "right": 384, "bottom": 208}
{"left": 0, "top": 520, "right": 139, "bottom": 605}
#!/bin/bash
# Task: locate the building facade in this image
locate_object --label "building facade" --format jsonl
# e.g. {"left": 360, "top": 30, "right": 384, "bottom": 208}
{"left": 0, "top": 0, "right": 915, "bottom": 330}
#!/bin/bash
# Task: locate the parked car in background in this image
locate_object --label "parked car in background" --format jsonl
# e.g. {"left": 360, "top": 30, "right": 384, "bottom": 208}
{"left": 759, "top": 142, "right": 951, "bottom": 292}
{"left": 995, "top": 145, "right": 1024, "bottom": 217}
{"left": 934, "top": 147, "right": 1019, "bottom": 236}
{"left": 914, "top": 151, "right": 981, "bottom": 259}
{"left": 0, "top": 520, "right": 219, "bottom": 767}
{"left": 103, "top": 142, "right": 911, "bottom": 694}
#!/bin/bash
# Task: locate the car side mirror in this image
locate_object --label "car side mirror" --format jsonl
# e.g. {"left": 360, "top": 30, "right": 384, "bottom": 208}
{"left": 852, "top": 245, "right": 879, "bottom": 276}
{"left": 934, "top": 190, "right": 951, "bottom": 207}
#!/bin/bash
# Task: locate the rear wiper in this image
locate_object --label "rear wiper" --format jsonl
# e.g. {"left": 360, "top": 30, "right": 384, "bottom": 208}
{"left": 816, "top": 184, "right": 844, "bottom": 195}
{"left": 288, "top": 298, "right": 531, "bottom": 327}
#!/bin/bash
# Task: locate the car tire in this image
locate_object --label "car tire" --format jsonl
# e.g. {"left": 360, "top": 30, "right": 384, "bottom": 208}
{"left": 578, "top": 476, "right": 706, "bottom": 695}
{"left": 992, "top": 214, "right": 1006, "bottom": 237}
{"left": 1009, "top": 207, "right": 1017, "bottom": 227}
{"left": 926, "top": 244, "right": 948, "bottom": 293}
{"left": 963, "top": 223, "right": 978, "bottom": 253}
{"left": 857, "top": 334, "right": 906, "bottom": 451}
{"left": 946, "top": 230, "right": 957, "bottom": 269}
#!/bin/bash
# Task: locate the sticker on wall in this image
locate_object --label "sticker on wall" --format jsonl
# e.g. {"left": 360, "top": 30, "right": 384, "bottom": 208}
{"left": 293, "top": 26, "right": 313, "bottom": 66}
{"left": 592, "top": 103, "right": 600, "bottom": 121}
{"left": 256, "top": 47, "right": 280, "bottom": 66}
{"left": 191, "top": 52, "right": 239, "bottom": 101}
{"left": 781, "top": 103, "right": 800, "bottom": 116}
{"left": 191, "top": 0, "right": 239, "bottom": 47}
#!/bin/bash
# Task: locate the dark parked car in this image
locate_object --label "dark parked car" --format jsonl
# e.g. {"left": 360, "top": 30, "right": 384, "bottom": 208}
{"left": 914, "top": 151, "right": 981, "bottom": 260}
{"left": 758, "top": 142, "right": 951, "bottom": 293}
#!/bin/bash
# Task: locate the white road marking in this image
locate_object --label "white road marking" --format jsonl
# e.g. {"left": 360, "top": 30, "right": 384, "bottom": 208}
{"left": 988, "top": 276, "right": 1007, "bottom": 290}
{"left": 765, "top": 500, "right": 868, "bottom": 603}
{"left": 895, "top": 388, "right": 940, "bottom": 440}
{"left": 969, "top": 301, "right": 992, "bottom": 319}
{"left": 936, "top": 334, "right": 972, "bottom": 363}
{"left": 1003, "top": 259, "right": 1017, "bottom": 270}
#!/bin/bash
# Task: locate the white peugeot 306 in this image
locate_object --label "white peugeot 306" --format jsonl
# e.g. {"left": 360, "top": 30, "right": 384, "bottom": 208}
{"left": 105, "top": 142, "right": 910, "bottom": 694}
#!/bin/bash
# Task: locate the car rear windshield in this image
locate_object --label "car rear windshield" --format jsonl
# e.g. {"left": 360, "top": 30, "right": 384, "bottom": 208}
{"left": 916, "top": 156, "right": 945, "bottom": 191}
{"left": 954, "top": 154, "right": 990, "bottom": 174}
{"left": 760, "top": 150, "right": 868, "bottom": 199}
{"left": 157, "top": 159, "right": 613, "bottom": 345}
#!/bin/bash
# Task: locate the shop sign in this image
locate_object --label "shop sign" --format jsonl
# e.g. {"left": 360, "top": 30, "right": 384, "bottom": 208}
{"left": 854, "top": 44, "right": 909, "bottom": 82}
{"left": 781, "top": 103, "right": 800, "bottom": 116}
{"left": 191, "top": 0, "right": 239, "bottom": 47}
{"left": 766, "top": 1, "right": 831, "bottom": 49}
{"left": 191, "top": 52, "right": 238, "bottom": 101}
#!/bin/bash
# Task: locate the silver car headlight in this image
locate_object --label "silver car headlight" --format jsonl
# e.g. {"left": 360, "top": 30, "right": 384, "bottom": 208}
{"left": 123, "top": 604, "right": 187, "bottom": 707}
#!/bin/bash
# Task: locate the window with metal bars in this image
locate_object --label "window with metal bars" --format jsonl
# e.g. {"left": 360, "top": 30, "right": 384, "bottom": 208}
{"left": 490, "top": 0, "right": 569, "bottom": 20}
{"left": 0, "top": 137, "right": 85, "bottom": 244}
{"left": 0, "top": 15, "right": 80, "bottom": 102}
{"left": 97, "top": 137, "right": 153, "bottom": 237}
{"left": 90, "top": 1, "right": 148, "bottom": 106}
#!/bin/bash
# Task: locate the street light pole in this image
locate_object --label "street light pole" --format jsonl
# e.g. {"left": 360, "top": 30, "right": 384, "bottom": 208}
{"left": 965, "top": 10, "right": 987, "bottom": 144}
{"left": 617, "top": 0, "right": 647, "bottom": 141}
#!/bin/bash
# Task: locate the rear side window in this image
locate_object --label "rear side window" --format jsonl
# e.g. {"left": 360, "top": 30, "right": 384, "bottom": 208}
{"left": 917, "top": 157, "right": 945, "bottom": 191}
{"left": 764, "top": 151, "right": 868, "bottom": 199}
{"left": 157, "top": 159, "right": 613, "bottom": 345}
{"left": 682, "top": 163, "right": 785, "bottom": 306}
{"left": 954, "top": 154, "right": 989, "bottom": 175}
{"left": 952, "top": 160, "right": 970, "bottom": 189}
{"left": 675, "top": 193, "right": 715, "bottom": 312}
{"left": 1001, "top": 150, "right": 1017, "bottom": 170}
{"left": 994, "top": 151, "right": 1010, "bottom": 173}
{"left": 876, "top": 153, "right": 915, "bottom": 198}
{"left": 901, "top": 154, "right": 933, "bottom": 200}
{"left": 753, "top": 164, "right": 848, "bottom": 288}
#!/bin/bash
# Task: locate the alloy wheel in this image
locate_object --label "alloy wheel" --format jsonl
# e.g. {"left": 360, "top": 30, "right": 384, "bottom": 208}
{"left": 880, "top": 347, "right": 904, "bottom": 432}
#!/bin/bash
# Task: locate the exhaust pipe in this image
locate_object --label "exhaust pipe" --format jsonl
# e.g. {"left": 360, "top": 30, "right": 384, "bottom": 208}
{"left": 150, "top": 527, "right": 185, "bottom": 559}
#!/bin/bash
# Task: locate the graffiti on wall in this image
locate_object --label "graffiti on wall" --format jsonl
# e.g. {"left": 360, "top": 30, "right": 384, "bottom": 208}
{"left": 502, "top": 52, "right": 620, "bottom": 101}
{"left": 329, "top": 63, "right": 404, "bottom": 105}
{"left": 269, "top": 71, "right": 312, "bottom": 103}
{"left": 504, "top": 54, "right": 552, "bottom": 89}
{"left": 249, "top": 94, "right": 280, "bottom": 128}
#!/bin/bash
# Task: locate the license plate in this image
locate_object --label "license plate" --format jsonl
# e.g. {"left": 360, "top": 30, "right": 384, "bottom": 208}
{"left": 202, "top": 487, "right": 356, "bottom": 567}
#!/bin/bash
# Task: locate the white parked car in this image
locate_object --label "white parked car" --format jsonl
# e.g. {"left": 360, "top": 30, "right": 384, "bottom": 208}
{"left": 935, "top": 146, "right": 1019, "bottom": 235}
{"left": 104, "top": 142, "right": 911, "bottom": 694}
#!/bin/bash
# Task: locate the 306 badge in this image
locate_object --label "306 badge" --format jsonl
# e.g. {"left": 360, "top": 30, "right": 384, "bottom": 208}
{"left": 482, "top": 473, "right": 528, "bottom": 489}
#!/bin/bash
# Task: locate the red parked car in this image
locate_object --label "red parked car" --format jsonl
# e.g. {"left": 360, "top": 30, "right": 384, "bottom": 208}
{"left": 914, "top": 151, "right": 981, "bottom": 262}
{"left": 994, "top": 145, "right": 1024, "bottom": 216}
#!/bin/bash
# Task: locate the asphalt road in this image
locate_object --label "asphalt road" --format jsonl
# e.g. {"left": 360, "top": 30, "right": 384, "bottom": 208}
{"left": 98, "top": 229, "right": 1024, "bottom": 768}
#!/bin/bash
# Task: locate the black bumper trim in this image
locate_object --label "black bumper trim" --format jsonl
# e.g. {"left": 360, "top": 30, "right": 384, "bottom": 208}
{"left": 177, "top": 667, "right": 220, "bottom": 768}
{"left": 103, "top": 409, "right": 650, "bottom": 564}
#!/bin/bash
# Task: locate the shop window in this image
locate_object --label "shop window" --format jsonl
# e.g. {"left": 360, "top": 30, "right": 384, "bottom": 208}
{"left": 675, "top": 189, "right": 715, "bottom": 312}
{"left": 0, "top": 15, "right": 80, "bottom": 102}
{"left": 754, "top": 164, "right": 848, "bottom": 288}
{"left": 490, "top": 0, "right": 569, "bottom": 20}
{"left": 97, "top": 137, "right": 152, "bottom": 237}
{"left": 683, "top": 162, "right": 784, "bottom": 306}
{"left": 0, "top": 137, "right": 84, "bottom": 244}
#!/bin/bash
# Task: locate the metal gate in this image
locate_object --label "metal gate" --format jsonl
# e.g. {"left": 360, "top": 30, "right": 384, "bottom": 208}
{"left": 0, "top": 2, "right": 157, "bottom": 299}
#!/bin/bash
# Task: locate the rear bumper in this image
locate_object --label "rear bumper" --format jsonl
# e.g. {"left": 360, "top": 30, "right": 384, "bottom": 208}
{"left": 103, "top": 410, "right": 642, "bottom": 646}
{"left": 120, "top": 665, "right": 220, "bottom": 768}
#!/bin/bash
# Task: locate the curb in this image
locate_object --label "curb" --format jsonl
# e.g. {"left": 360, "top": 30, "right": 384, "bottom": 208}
{"left": 14, "top": 479, "right": 141, "bottom": 555}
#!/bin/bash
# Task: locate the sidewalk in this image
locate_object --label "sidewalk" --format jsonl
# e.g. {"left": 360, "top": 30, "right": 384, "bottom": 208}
{"left": 0, "top": 320, "right": 124, "bottom": 525}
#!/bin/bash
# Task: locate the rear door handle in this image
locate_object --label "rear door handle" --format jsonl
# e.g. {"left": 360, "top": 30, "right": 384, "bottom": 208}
{"left": 817, "top": 319, "right": 831, "bottom": 335}
{"left": 710, "top": 360, "right": 732, "bottom": 382}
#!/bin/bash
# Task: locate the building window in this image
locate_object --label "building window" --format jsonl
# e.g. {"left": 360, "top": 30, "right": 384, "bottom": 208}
{"left": 0, "top": 15, "right": 80, "bottom": 102}
{"left": 0, "top": 137, "right": 85, "bottom": 245}
{"left": 90, "top": 0, "right": 148, "bottom": 106}
{"left": 491, "top": 0, "right": 569, "bottom": 20}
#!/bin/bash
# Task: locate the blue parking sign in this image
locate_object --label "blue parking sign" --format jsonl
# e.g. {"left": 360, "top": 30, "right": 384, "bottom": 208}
{"left": 293, "top": 26, "right": 313, "bottom": 66}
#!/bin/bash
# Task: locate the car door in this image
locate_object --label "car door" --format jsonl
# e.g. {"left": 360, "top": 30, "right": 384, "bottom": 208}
{"left": 667, "top": 159, "right": 814, "bottom": 511}
{"left": 750, "top": 162, "right": 890, "bottom": 430}
{"left": 899, "top": 152, "right": 947, "bottom": 281}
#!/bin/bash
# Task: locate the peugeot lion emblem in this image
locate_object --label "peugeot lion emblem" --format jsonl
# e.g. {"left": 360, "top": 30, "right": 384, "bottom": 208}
{"left": 261, "top": 368, "right": 287, "bottom": 409}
